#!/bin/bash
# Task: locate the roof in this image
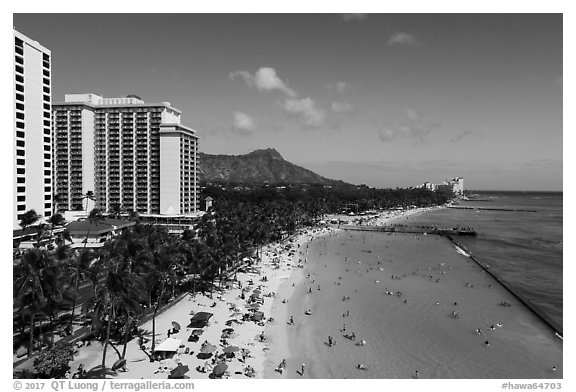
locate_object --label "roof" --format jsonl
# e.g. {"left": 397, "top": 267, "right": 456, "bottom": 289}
{"left": 155, "top": 338, "right": 182, "bottom": 352}
{"left": 101, "top": 218, "right": 136, "bottom": 230}
{"left": 66, "top": 219, "right": 135, "bottom": 236}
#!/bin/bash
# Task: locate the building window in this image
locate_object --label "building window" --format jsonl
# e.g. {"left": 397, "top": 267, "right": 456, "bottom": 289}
{"left": 16, "top": 93, "right": 24, "bottom": 102}
{"left": 44, "top": 178, "right": 50, "bottom": 184}
{"left": 43, "top": 53, "right": 50, "bottom": 62}
{"left": 44, "top": 169, "right": 50, "bottom": 176}
{"left": 44, "top": 94, "right": 50, "bottom": 102}
{"left": 16, "top": 121, "right": 24, "bottom": 129}
{"left": 18, "top": 206, "right": 26, "bottom": 213}
{"left": 43, "top": 69, "right": 50, "bottom": 77}
{"left": 17, "top": 168, "right": 25, "bottom": 175}
{"left": 44, "top": 111, "right": 50, "bottom": 118}
{"left": 43, "top": 78, "right": 50, "bottom": 86}
{"left": 43, "top": 86, "right": 50, "bottom": 94}
{"left": 16, "top": 112, "right": 24, "bottom": 120}
{"left": 16, "top": 140, "right": 25, "bottom": 147}
{"left": 16, "top": 84, "right": 24, "bottom": 92}
{"left": 15, "top": 64, "right": 23, "bottom": 74}
{"left": 44, "top": 153, "right": 50, "bottom": 159}
{"left": 44, "top": 195, "right": 51, "bottom": 200}
{"left": 43, "top": 136, "right": 50, "bottom": 143}
{"left": 16, "top": 159, "right": 25, "bottom": 165}
{"left": 44, "top": 128, "right": 50, "bottom": 135}
{"left": 16, "top": 102, "right": 24, "bottom": 110}
{"left": 17, "top": 195, "right": 26, "bottom": 202}
{"left": 44, "top": 120, "right": 50, "bottom": 126}
{"left": 17, "top": 177, "right": 25, "bottom": 184}
{"left": 44, "top": 161, "right": 50, "bottom": 168}
{"left": 44, "top": 103, "right": 50, "bottom": 110}
{"left": 16, "top": 150, "right": 25, "bottom": 157}
{"left": 15, "top": 56, "right": 24, "bottom": 65}
{"left": 17, "top": 186, "right": 25, "bottom": 193}
{"left": 15, "top": 37, "right": 23, "bottom": 47}
{"left": 44, "top": 203, "right": 51, "bottom": 209}
{"left": 15, "top": 74, "right": 24, "bottom": 83}
{"left": 44, "top": 145, "right": 50, "bottom": 151}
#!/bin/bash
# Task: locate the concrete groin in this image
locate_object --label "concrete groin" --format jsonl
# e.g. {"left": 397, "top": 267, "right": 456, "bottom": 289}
{"left": 445, "top": 236, "right": 563, "bottom": 338}
{"left": 448, "top": 206, "right": 537, "bottom": 213}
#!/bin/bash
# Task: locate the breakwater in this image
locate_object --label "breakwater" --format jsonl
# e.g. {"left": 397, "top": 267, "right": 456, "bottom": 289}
{"left": 448, "top": 206, "right": 537, "bottom": 213}
{"left": 343, "top": 224, "right": 477, "bottom": 236}
{"left": 445, "top": 236, "right": 563, "bottom": 338}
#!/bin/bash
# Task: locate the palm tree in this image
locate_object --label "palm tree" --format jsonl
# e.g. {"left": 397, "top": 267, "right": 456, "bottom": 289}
{"left": 48, "top": 213, "right": 66, "bottom": 245}
{"left": 82, "top": 191, "right": 95, "bottom": 215}
{"left": 83, "top": 208, "right": 104, "bottom": 249}
{"left": 17, "top": 209, "right": 40, "bottom": 250}
{"left": 14, "top": 249, "right": 62, "bottom": 357}
{"left": 90, "top": 260, "right": 143, "bottom": 372}
{"left": 65, "top": 249, "right": 98, "bottom": 331}
{"left": 143, "top": 243, "right": 181, "bottom": 357}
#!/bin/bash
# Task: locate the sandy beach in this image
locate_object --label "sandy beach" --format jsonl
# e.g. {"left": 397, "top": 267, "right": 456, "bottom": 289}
{"left": 57, "top": 226, "right": 334, "bottom": 379}
{"left": 16, "top": 206, "right": 562, "bottom": 380}
{"left": 263, "top": 209, "right": 563, "bottom": 379}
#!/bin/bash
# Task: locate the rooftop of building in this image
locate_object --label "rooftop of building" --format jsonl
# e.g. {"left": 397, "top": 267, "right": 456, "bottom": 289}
{"left": 14, "top": 29, "right": 51, "bottom": 54}
{"left": 52, "top": 93, "right": 182, "bottom": 114}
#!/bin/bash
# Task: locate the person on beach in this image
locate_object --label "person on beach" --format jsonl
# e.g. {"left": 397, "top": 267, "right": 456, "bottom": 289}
{"left": 357, "top": 364, "right": 367, "bottom": 370}
{"left": 289, "top": 316, "right": 294, "bottom": 325}
{"left": 415, "top": 370, "right": 419, "bottom": 378}
{"left": 301, "top": 363, "right": 306, "bottom": 375}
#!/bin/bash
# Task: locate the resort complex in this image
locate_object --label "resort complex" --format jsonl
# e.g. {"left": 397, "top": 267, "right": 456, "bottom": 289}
{"left": 12, "top": 14, "right": 563, "bottom": 385}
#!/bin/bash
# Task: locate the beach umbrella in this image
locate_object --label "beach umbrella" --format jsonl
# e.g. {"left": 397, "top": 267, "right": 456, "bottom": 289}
{"left": 200, "top": 344, "right": 217, "bottom": 354}
{"left": 111, "top": 358, "right": 126, "bottom": 371}
{"left": 252, "top": 311, "right": 264, "bottom": 321}
{"left": 223, "top": 346, "right": 239, "bottom": 354}
{"left": 213, "top": 362, "right": 228, "bottom": 376}
{"left": 172, "top": 321, "right": 181, "bottom": 331}
{"left": 169, "top": 364, "right": 189, "bottom": 379}
{"left": 191, "top": 329, "right": 204, "bottom": 336}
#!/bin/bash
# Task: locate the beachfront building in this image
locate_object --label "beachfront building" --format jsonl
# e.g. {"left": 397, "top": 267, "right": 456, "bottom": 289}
{"left": 66, "top": 217, "right": 136, "bottom": 248}
{"left": 52, "top": 94, "right": 200, "bottom": 216}
{"left": 13, "top": 30, "right": 53, "bottom": 229}
{"left": 421, "top": 177, "right": 464, "bottom": 196}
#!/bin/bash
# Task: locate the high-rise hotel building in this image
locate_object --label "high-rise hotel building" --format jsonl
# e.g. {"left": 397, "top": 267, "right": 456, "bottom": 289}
{"left": 53, "top": 94, "right": 199, "bottom": 215}
{"left": 13, "top": 30, "right": 53, "bottom": 229}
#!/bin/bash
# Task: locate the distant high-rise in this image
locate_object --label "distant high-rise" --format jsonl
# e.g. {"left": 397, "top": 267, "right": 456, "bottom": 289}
{"left": 13, "top": 30, "right": 53, "bottom": 229}
{"left": 53, "top": 94, "right": 199, "bottom": 215}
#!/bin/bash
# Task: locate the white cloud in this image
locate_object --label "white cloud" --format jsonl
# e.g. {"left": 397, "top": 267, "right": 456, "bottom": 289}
{"left": 232, "top": 111, "right": 256, "bottom": 136}
{"left": 341, "top": 14, "right": 368, "bottom": 22}
{"left": 378, "top": 109, "right": 441, "bottom": 143}
{"left": 281, "top": 97, "right": 326, "bottom": 128}
{"left": 388, "top": 32, "right": 422, "bottom": 46}
{"left": 331, "top": 101, "right": 354, "bottom": 113}
{"left": 229, "top": 67, "right": 296, "bottom": 97}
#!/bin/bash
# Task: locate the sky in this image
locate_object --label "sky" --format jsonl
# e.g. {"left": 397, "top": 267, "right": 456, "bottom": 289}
{"left": 12, "top": 13, "right": 563, "bottom": 190}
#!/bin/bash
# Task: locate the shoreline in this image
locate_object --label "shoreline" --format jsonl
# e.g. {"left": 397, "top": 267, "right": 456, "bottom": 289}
{"left": 262, "top": 206, "right": 440, "bottom": 378}
{"left": 264, "top": 205, "right": 562, "bottom": 379}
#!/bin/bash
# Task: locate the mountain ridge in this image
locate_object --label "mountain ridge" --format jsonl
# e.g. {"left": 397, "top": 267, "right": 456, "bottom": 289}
{"left": 198, "top": 148, "right": 351, "bottom": 186}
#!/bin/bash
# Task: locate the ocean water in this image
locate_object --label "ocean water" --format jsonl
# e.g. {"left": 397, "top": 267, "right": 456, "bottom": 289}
{"left": 276, "top": 226, "right": 562, "bottom": 379}
{"left": 404, "top": 191, "right": 563, "bottom": 334}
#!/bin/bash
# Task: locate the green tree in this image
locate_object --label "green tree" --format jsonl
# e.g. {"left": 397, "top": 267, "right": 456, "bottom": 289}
{"left": 14, "top": 249, "right": 62, "bottom": 357}
{"left": 33, "top": 342, "right": 75, "bottom": 378}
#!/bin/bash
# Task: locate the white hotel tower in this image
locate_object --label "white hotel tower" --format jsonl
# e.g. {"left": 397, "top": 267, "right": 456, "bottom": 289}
{"left": 13, "top": 30, "right": 53, "bottom": 229}
{"left": 52, "top": 94, "right": 199, "bottom": 216}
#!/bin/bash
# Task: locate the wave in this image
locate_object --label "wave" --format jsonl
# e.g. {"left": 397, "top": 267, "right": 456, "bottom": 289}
{"left": 454, "top": 244, "right": 470, "bottom": 257}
